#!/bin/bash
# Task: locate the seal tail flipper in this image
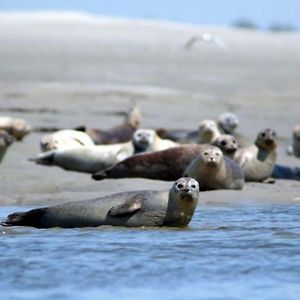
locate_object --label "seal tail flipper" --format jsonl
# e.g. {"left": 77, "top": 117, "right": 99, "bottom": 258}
{"left": 28, "top": 150, "right": 56, "bottom": 165}
{"left": 1, "top": 209, "right": 46, "bottom": 227}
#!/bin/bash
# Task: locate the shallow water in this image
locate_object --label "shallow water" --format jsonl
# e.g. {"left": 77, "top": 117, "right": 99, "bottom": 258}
{"left": 1, "top": 204, "right": 300, "bottom": 300}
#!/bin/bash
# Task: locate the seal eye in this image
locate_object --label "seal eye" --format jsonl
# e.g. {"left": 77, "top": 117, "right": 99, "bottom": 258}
{"left": 216, "top": 152, "right": 220, "bottom": 156}
{"left": 177, "top": 183, "right": 183, "bottom": 189}
{"left": 261, "top": 133, "right": 266, "bottom": 137}
{"left": 204, "top": 152, "right": 208, "bottom": 156}
{"left": 191, "top": 184, "right": 196, "bottom": 189}
{"left": 221, "top": 140, "right": 227, "bottom": 146}
{"left": 232, "top": 140, "right": 236, "bottom": 143}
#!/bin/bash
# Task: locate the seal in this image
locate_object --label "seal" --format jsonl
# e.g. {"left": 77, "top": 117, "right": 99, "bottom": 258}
{"left": 93, "top": 144, "right": 210, "bottom": 181}
{"left": 183, "top": 145, "right": 244, "bottom": 190}
{"left": 234, "top": 128, "right": 278, "bottom": 182}
{"left": 0, "top": 130, "right": 14, "bottom": 163}
{"left": 133, "top": 129, "right": 178, "bottom": 153}
{"left": 40, "top": 129, "right": 95, "bottom": 152}
{"left": 217, "top": 112, "right": 239, "bottom": 135}
{"left": 212, "top": 134, "right": 239, "bottom": 160}
{"left": 88, "top": 105, "right": 142, "bottom": 144}
{"left": 198, "top": 119, "right": 221, "bottom": 144}
{"left": 1, "top": 177, "right": 199, "bottom": 228}
{"left": 0, "top": 117, "right": 31, "bottom": 141}
{"left": 292, "top": 124, "right": 300, "bottom": 157}
{"left": 214, "top": 133, "right": 300, "bottom": 181}
{"left": 30, "top": 141, "right": 135, "bottom": 173}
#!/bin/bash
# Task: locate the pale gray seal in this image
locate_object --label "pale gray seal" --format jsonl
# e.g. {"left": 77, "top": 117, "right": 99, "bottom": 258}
{"left": 88, "top": 105, "right": 142, "bottom": 144}
{"left": 292, "top": 124, "right": 300, "bottom": 157}
{"left": 0, "top": 130, "right": 14, "bottom": 162}
{"left": 92, "top": 145, "right": 208, "bottom": 181}
{"left": 0, "top": 117, "right": 31, "bottom": 141}
{"left": 1, "top": 177, "right": 199, "bottom": 228}
{"left": 234, "top": 128, "right": 278, "bottom": 182}
{"left": 217, "top": 112, "right": 239, "bottom": 135}
{"left": 198, "top": 119, "right": 221, "bottom": 144}
{"left": 133, "top": 128, "right": 178, "bottom": 153}
{"left": 40, "top": 129, "right": 95, "bottom": 152}
{"left": 183, "top": 145, "right": 244, "bottom": 190}
{"left": 212, "top": 134, "right": 239, "bottom": 159}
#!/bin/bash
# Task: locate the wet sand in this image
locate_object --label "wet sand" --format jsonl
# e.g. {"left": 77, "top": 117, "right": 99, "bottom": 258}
{"left": 0, "top": 12, "right": 299, "bottom": 206}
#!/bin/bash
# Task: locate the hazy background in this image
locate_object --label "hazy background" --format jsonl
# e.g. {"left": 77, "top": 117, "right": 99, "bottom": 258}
{"left": 0, "top": 0, "right": 299, "bottom": 30}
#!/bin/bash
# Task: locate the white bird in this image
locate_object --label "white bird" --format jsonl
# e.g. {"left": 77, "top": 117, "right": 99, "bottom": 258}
{"left": 184, "top": 32, "right": 227, "bottom": 50}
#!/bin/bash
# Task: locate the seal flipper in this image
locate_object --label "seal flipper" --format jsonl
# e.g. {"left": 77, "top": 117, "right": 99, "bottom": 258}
{"left": 29, "top": 150, "right": 56, "bottom": 165}
{"left": 108, "top": 199, "right": 142, "bottom": 217}
{"left": 1, "top": 208, "right": 47, "bottom": 228}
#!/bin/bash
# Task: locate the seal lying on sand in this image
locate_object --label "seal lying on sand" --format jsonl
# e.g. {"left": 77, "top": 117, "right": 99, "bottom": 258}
{"left": 291, "top": 124, "right": 300, "bottom": 157}
{"left": 40, "top": 129, "right": 95, "bottom": 152}
{"left": 217, "top": 112, "right": 239, "bottom": 135}
{"left": 183, "top": 145, "right": 244, "bottom": 190}
{"left": 0, "top": 130, "right": 14, "bottom": 162}
{"left": 0, "top": 117, "right": 31, "bottom": 141}
{"left": 215, "top": 133, "right": 300, "bottom": 181}
{"left": 133, "top": 129, "right": 179, "bottom": 153}
{"left": 1, "top": 177, "right": 199, "bottom": 228}
{"left": 31, "top": 129, "right": 178, "bottom": 173}
{"left": 88, "top": 105, "right": 142, "bottom": 144}
{"left": 92, "top": 145, "right": 207, "bottom": 181}
{"left": 234, "top": 128, "right": 278, "bottom": 182}
{"left": 198, "top": 119, "right": 221, "bottom": 144}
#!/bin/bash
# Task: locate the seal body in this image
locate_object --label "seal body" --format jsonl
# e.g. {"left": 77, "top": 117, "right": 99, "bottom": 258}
{"left": 234, "top": 128, "right": 278, "bottom": 182}
{"left": 1, "top": 177, "right": 199, "bottom": 228}
{"left": 0, "top": 130, "right": 14, "bottom": 162}
{"left": 92, "top": 145, "right": 207, "bottom": 181}
{"left": 88, "top": 106, "right": 141, "bottom": 144}
{"left": 198, "top": 119, "right": 221, "bottom": 144}
{"left": 183, "top": 145, "right": 244, "bottom": 190}
{"left": 0, "top": 117, "right": 31, "bottom": 141}
{"left": 40, "top": 129, "right": 95, "bottom": 152}
{"left": 292, "top": 124, "right": 300, "bottom": 157}
{"left": 31, "top": 141, "right": 135, "bottom": 173}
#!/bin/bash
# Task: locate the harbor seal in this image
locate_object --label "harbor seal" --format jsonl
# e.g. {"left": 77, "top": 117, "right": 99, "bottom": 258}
{"left": 0, "top": 117, "right": 31, "bottom": 141}
{"left": 40, "top": 129, "right": 95, "bottom": 152}
{"left": 93, "top": 144, "right": 209, "bottom": 181}
{"left": 292, "top": 124, "right": 300, "bottom": 157}
{"left": 1, "top": 177, "right": 199, "bottom": 228}
{"left": 88, "top": 105, "right": 142, "bottom": 144}
{"left": 234, "top": 128, "right": 278, "bottom": 182}
{"left": 217, "top": 112, "right": 239, "bottom": 134}
{"left": 212, "top": 134, "right": 239, "bottom": 159}
{"left": 198, "top": 119, "right": 221, "bottom": 144}
{"left": 133, "top": 129, "right": 179, "bottom": 153}
{"left": 183, "top": 145, "right": 244, "bottom": 190}
{"left": 0, "top": 130, "right": 14, "bottom": 162}
{"left": 156, "top": 128, "right": 198, "bottom": 143}
{"left": 30, "top": 141, "right": 135, "bottom": 173}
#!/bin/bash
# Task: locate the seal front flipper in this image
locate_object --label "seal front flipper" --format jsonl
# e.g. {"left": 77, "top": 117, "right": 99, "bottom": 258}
{"left": 29, "top": 150, "right": 56, "bottom": 165}
{"left": 108, "top": 199, "right": 142, "bottom": 217}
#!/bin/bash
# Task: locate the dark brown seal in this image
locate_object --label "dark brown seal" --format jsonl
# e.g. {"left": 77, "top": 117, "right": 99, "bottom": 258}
{"left": 88, "top": 106, "right": 141, "bottom": 144}
{"left": 92, "top": 145, "right": 207, "bottom": 181}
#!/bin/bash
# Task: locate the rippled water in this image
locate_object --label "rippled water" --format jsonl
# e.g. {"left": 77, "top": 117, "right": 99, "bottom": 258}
{"left": 1, "top": 204, "right": 300, "bottom": 300}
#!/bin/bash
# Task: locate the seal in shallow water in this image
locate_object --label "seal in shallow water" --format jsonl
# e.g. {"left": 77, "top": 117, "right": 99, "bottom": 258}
{"left": 0, "top": 130, "right": 14, "bottom": 162}
{"left": 1, "top": 177, "right": 199, "bottom": 228}
{"left": 183, "top": 145, "right": 244, "bottom": 190}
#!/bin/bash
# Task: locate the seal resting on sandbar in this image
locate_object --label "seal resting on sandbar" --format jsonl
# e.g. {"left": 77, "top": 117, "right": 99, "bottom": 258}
{"left": 1, "top": 177, "right": 199, "bottom": 228}
{"left": 92, "top": 145, "right": 208, "bottom": 181}
{"left": 183, "top": 145, "right": 244, "bottom": 190}
{"left": 217, "top": 112, "right": 239, "bottom": 135}
{"left": 40, "top": 129, "right": 95, "bottom": 152}
{"left": 290, "top": 124, "right": 300, "bottom": 157}
{"left": 0, "top": 130, "right": 14, "bottom": 162}
{"left": 0, "top": 117, "right": 31, "bottom": 141}
{"left": 88, "top": 105, "right": 142, "bottom": 144}
{"left": 198, "top": 119, "right": 221, "bottom": 144}
{"left": 234, "top": 128, "right": 278, "bottom": 182}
